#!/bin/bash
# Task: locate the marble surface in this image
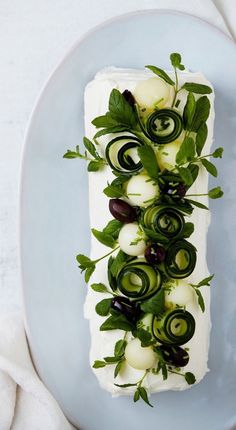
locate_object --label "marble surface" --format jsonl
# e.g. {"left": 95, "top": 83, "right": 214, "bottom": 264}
{"left": 0, "top": 0, "right": 235, "bottom": 312}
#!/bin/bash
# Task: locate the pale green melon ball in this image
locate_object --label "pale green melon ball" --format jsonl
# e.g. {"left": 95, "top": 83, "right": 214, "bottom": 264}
{"left": 165, "top": 280, "right": 195, "bottom": 308}
{"left": 118, "top": 223, "right": 146, "bottom": 256}
{"left": 157, "top": 139, "right": 182, "bottom": 171}
{"left": 134, "top": 77, "right": 171, "bottom": 109}
{"left": 125, "top": 338, "right": 157, "bottom": 370}
{"left": 126, "top": 173, "right": 159, "bottom": 207}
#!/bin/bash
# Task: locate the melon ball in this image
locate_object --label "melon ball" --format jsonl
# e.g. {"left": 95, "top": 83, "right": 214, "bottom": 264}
{"left": 125, "top": 338, "right": 157, "bottom": 370}
{"left": 126, "top": 173, "right": 159, "bottom": 207}
{"left": 165, "top": 280, "right": 194, "bottom": 308}
{"left": 134, "top": 77, "right": 171, "bottom": 109}
{"left": 157, "top": 140, "right": 182, "bottom": 171}
{"left": 118, "top": 222, "right": 146, "bottom": 256}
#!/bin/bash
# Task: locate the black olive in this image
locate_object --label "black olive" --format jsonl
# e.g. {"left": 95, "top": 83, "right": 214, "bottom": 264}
{"left": 109, "top": 199, "right": 138, "bottom": 223}
{"left": 160, "top": 180, "right": 187, "bottom": 199}
{"left": 176, "top": 183, "right": 187, "bottom": 198}
{"left": 111, "top": 296, "right": 141, "bottom": 322}
{"left": 159, "top": 345, "right": 189, "bottom": 367}
{"left": 122, "top": 89, "right": 136, "bottom": 108}
{"left": 145, "top": 244, "right": 166, "bottom": 265}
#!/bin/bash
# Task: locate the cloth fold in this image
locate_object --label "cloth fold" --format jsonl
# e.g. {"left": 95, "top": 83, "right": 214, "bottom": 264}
{"left": 0, "top": 313, "right": 74, "bottom": 430}
{"left": 0, "top": 1, "right": 234, "bottom": 429}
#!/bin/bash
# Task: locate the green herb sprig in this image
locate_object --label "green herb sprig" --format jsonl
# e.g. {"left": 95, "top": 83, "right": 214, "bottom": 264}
{"left": 189, "top": 274, "right": 214, "bottom": 312}
{"left": 92, "top": 89, "right": 138, "bottom": 137}
{"left": 168, "top": 369, "right": 196, "bottom": 385}
{"left": 63, "top": 137, "right": 107, "bottom": 171}
{"left": 76, "top": 246, "right": 119, "bottom": 282}
{"left": 175, "top": 145, "right": 224, "bottom": 179}
{"left": 140, "top": 289, "right": 165, "bottom": 316}
{"left": 92, "top": 219, "right": 123, "bottom": 248}
{"left": 93, "top": 338, "right": 127, "bottom": 378}
{"left": 146, "top": 53, "right": 212, "bottom": 109}
{"left": 186, "top": 186, "right": 224, "bottom": 203}
{"left": 103, "top": 174, "right": 131, "bottom": 198}
{"left": 115, "top": 369, "right": 153, "bottom": 407}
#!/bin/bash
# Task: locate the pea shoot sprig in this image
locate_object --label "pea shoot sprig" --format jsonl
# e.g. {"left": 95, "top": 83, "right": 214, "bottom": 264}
{"left": 189, "top": 274, "right": 214, "bottom": 312}
{"left": 146, "top": 53, "right": 212, "bottom": 108}
{"left": 115, "top": 370, "right": 153, "bottom": 407}
{"left": 93, "top": 337, "right": 127, "bottom": 379}
{"left": 63, "top": 137, "right": 107, "bottom": 171}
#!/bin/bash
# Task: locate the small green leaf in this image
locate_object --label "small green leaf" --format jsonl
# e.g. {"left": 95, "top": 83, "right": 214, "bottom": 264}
{"left": 182, "top": 82, "right": 212, "bottom": 94}
{"left": 114, "top": 360, "right": 124, "bottom": 378}
{"left": 103, "top": 184, "right": 124, "bottom": 198}
{"left": 94, "top": 125, "right": 129, "bottom": 138}
{"left": 85, "top": 266, "right": 95, "bottom": 282}
{"left": 91, "top": 228, "right": 116, "bottom": 248}
{"left": 91, "top": 283, "right": 109, "bottom": 293}
{"left": 103, "top": 220, "right": 122, "bottom": 239}
{"left": 83, "top": 137, "right": 100, "bottom": 159}
{"left": 195, "top": 289, "right": 205, "bottom": 312}
{"left": 140, "top": 288, "right": 165, "bottom": 316}
{"left": 142, "top": 227, "right": 169, "bottom": 244}
{"left": 187, "top": 199, "right": 208, "bottom": 210}
{"left": 145, "top": 65, "right": 175, "bottom": 86}
{"left": 135, "top": 329, "right": 153, "bottom": 347}
{"left": 185, "top": 372, "right": 196, "bottom": 385}
{"left": 182, "top": 222, "right": 194, "bottom": 238}
{"left": 107, "top": 256, "right": 117, "bottom": 291}
{"left": 137, "top": 145, "right": 159, "bottom": 179}
{"left": 76, "top": 254, "right": 94, "bottom": 269}
{"left": 87, "top": 160, "right": 104, "bottom": 172}
{"left": 176, "top": 137, "right": 195, "bottom": 165}
{"left": 93, "top": 360, "right": 107, "bottom": 369}
{"left": 161, "top": 363, "right": 168, "bottom": 380}
{"left": 189, "top": 164, "right": 199, "bottom": 185}
{"left": 208, "top": 186, "right": 224, "bottom": 199}
{"left": 196, "top": 123, "right": 208, "bottom": 155}
{"left": 201, "top": 159, "right": 218, "bottom": 177}
{"left": 92, "top": 113, "right": 117, "bottom": 128}
{"left": 103, "top": 174, "right": 130, "bottom": 198}
{"left": 114, "top": 383, "right": 137, "bottom": 388}
{"left": 104, "top": 356, "right": 120, "bottom": 363}
{"left": 138, "top": 387, "right": 153, "bottom": 408}
{"left": 197, "top": 274, "right": 214, "bottom": 287}
{"left": 133, "top": 389, "right": 140, "bottom": 402}
{"left": 100, "top": 314, "right": 134, "bottom": 332}
{"left": 76, "top": 254, "right": 91, "bottom": 266}
{"left": 212, "top": 147, "right": 224, "bottom": 158}
{"left": 111, "top": 175, "right": 131, "bottom": 186}
{"left": 114, "top": 339, "right": 127, "bottom": 357}
{"left": 108, "top": 89, "right": 137, "bottom": 128}
{"left": 192, "top": 96, "right": 211, "bottom": 132}
{"left": 170, "top": 52, "right": 185, "bottom": 70}
{"left": 183, "top": 92, "right": 196, "bottom": 130}
{"left": 63, "top": 150, "right": 81, "bottom": 159}
{"left": 178, "top": 166, "right": 193, "bottom": 186}
{"left": 95, "top": 298, "right": 112, "bottom": 316}
{"left": 111, "top": 250, "right": 130, "bottom": 277}
{"left": 152, "top": 361, "right": 162, "bottom": 375}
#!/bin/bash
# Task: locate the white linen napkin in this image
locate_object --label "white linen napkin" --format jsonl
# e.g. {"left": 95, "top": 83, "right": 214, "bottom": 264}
{"left": 0, "top": 1, "right": 234, "bottom": 430}
{"left": 0, "top": 312, "right": 74, "bottom": 430}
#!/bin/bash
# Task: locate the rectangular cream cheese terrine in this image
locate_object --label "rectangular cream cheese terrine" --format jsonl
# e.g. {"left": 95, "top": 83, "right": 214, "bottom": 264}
{"left": 83, "top": 66, "right": 214, "bottom": 397}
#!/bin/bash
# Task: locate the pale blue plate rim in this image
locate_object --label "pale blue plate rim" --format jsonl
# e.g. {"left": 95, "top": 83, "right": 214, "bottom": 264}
{"left": 19, "top": 9, "right": 236, "bottom": 430}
